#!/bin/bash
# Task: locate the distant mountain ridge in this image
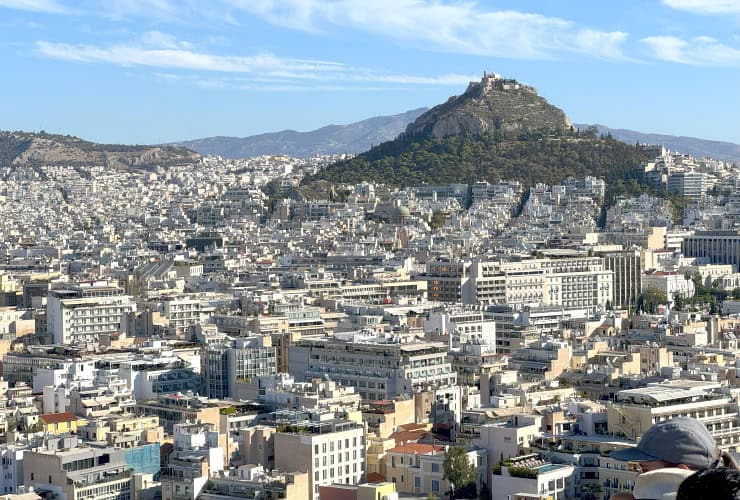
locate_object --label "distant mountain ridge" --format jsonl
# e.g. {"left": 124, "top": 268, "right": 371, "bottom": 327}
{"left": 576, "top": 124, "right": 740, "bottom": 162}
{"left": 0, "top": 131, "right": 199, "bottom": 170}
{"left": 175, "top": 108, "right": 428, "bottom": 159}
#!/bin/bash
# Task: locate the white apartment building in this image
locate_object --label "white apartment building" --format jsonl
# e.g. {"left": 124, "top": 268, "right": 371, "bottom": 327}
{"left": 47, "top": 284, "right": 135, "bottom": 344}
{"left": 289, "top": 333, "right": 456, "bottom": 401}
{"left": 491, "top": 454, "right": 575, "bottom": 500}
{"left": 642, "top": 270, "right": 695, "bottom": 301}
{"left": 466, "top": 257, "right": 613, "bottom": 315}
{"left": 0, "top": 444, "right": 25, "bottom": 495}
{"left": 424, "top": 309, "right": 496, "bottom": 352}
{"left": 273, "top": 417, "right": 366, "bottom": 500}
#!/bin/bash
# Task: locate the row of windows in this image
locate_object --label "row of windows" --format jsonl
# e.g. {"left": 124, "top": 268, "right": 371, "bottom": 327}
{"left": 314, "top": 437, "right": 360, "bottom": 454}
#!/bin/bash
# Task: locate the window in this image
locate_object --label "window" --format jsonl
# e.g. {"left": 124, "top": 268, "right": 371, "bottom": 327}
{"left": 432, "top": 480, "right": 440, "bottom": 492}
{"left": 415, "top": 476, "right": 421, "bottom": 489}
{"left": 431, "top": 463, "right": 439, "bottom": 473}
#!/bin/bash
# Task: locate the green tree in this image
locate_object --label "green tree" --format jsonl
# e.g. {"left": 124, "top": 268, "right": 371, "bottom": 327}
{"left": 637, "top": 287, "right": 667, "bottom": 314}
{"left": 429, "top": 210, "right": 447, "bottom": 230}
{"left": 443, "top": 446, "right": 477, "bottom": 500}
{"left": 581, "top": 482, "right": 603, "bottom": 500}
{"left": 733, "top": 288, "right": 740, "bottom": 300}
{"left": 673, "top": 294, "right": 684, "bottom": 312}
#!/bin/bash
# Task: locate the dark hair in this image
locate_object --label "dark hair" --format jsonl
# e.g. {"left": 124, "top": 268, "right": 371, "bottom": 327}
{"left": 677, "top": 468, "right": 740, "bottom": 500}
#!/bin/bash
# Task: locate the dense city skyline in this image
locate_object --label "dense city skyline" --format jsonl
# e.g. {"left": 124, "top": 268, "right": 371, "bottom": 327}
{"left": 1, "top": 0, "right": 740, "bottom": 144}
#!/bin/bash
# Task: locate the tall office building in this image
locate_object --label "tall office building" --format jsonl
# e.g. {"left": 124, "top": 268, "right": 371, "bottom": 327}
{"left": 596, "top": 249, "right": 642, "bottom": 309}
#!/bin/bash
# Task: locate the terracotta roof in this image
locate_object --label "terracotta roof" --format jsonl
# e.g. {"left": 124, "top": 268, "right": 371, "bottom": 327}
{"left": 387, "top": 443, "right": 445, "bottom": 455}
{"left": 39, "top": 412, "right": 79, "bottom": 424}
{"left": 366, "top": 472, "right": 386, "bottom": 483}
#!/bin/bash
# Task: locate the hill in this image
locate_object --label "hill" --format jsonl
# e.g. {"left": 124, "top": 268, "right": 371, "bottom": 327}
{"left": 175, "top": 108, "right": 427, "bottom": 159}
{"left": 405, "top": 73, "right": 572, "bottom": 139}
{"left": 576, "top": 124, "right": 740, "bottom": 163}
{"left": 306, "top": 74, "right": 652, "bottom": 190}
{"left": 0, "top": 131, "right": 200, "bottom": 170}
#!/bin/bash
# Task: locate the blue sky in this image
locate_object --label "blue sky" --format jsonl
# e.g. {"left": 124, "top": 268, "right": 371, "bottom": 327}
{"left": 1, "top": 0, "right": 739, "bottom": 144}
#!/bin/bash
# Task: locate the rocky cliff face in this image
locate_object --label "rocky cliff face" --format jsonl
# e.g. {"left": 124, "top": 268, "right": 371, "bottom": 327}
{"left": 0, "top": 131, "right": 200, "bottom": 169}
{"left": 405, "top": 73, "right": 573, "bottom": 139}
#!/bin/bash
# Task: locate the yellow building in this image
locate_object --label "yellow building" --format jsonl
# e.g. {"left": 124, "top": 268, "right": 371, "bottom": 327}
{"left": 358, "top": 482, "right": 397, "bottom": 500}
{"left": 38, "top": 412, "right": 85, "bottom": 435}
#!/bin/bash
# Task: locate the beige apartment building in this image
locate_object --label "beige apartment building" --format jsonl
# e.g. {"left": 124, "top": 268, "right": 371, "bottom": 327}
{"left": 273, "top": 419, "right": 366, "bottom": 500}
{"left": 608, "top": 380, "right": 740, "bottom": 448}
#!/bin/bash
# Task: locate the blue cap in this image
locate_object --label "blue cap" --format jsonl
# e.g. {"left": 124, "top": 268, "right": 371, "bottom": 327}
{"left": 611, "top": 417, "right": 717, "bottom": 469}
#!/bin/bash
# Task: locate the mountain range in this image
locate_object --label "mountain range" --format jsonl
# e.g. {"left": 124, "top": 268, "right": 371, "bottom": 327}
{"left": 0, "top": 131, "right": 199, "bottom": 170}
{"left": 174, "top": 108, "right": 427, "bottom": 159}
{"left": 175, "top": 101, "right": 739, "bottom": 163}
{"left": 574, "top": 124, "right": 740, "bottom": 163}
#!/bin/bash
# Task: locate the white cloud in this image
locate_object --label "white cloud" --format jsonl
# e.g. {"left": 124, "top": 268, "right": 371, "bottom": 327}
{"left": 642, "top": 35, "right": 740, "bottom": 65}
{"left": 661, "top": 0, "right": 740, "bottom": 15}
{"left": 35, "top": 34, "right": 476, "bottom": 89}
{"left": 0, "top": 0, "right": 67, "bottom": 13}
{"left": 224, "top": 0, "right": 630, "bottom": 61}
{"left": 139, "top": 30, "right": 193, "bottom": 49}
{"left": 36, "top": 40, "right": 345, "bottom": 76}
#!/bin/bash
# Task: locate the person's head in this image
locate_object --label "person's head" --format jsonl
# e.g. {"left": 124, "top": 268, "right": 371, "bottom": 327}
{"left": 677, "top": 468, "right": 740, "bottom": 500}
{"left": 611, "top": 417, "right": 719, "bottom": 471}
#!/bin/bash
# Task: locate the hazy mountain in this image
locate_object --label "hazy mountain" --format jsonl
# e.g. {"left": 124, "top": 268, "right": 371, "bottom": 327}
{"left": 175, "top": 108, "right": 428, "bottom": 159}
{"left": 306, "top": 75, "right": 650, "bottom": 191}
{"left": 576, "top": 124, "right": 740, "bottom": 162}
{"left": 0, "top": 131, "right": 200, "bottom": 170}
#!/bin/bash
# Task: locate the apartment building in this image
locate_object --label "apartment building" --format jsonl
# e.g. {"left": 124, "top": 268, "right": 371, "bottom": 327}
{"left": 430, "top": 257, "right": 613, "bottom": 315}
{"left": 642, "top": 270, "right": 696, "bottom": 301}
{"left": 202, "top": 336, "right": 277, "bottom": 400}
{"left": 0, "top": 444, "right": 25, "bottom": 495}
{"left": 425, "top": 260, "right": 473, "bottom": 303}
{"left": 424, "top": 309, "right": 496, "bottom": 351}
{"left": 607, "top": 380, "right": 740, "bottom": 449}
{"left": 289, "top": 333, "right": 456, "bottom": 401}
{"left": 491, "top": 454, "right": 574, "bottom": 500}
{"left": 383, "top": 443, "right": 486, "bottom": 497}
{"left": 24, "top": 444, "right": 133, "bottom": 500}
{"left": 272, "top": 417, "right": 366, "bottom": 500}
{"left": 136, "top": 393, "right": 222, "bottom": 433}
{"left": 47, "top": 284, "right": 135, "bottom": 344}
{"left": 199, "top": 465, "right": 309, "bottom": 500}
{"left": 508, "top": 341, "right": 572, "bottom": 382}
{"left": 161, "top": 423, "right": 225, "bottom": 500}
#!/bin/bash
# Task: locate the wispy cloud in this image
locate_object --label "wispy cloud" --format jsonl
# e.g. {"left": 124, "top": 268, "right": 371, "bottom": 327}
{"left": 0, "top": 0, "right": 68, "bottom": 13}
{"left": 642, "top": 35, "right": 740, "bottom": 65}
{"left": 35, "top": 33, "right": 476, "bottom": 89}
{"left": 225, "top": 0, "right": 631, "bottom": 61}
{"left": 661, "top": 0, "right": 740, "bottom": 15}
